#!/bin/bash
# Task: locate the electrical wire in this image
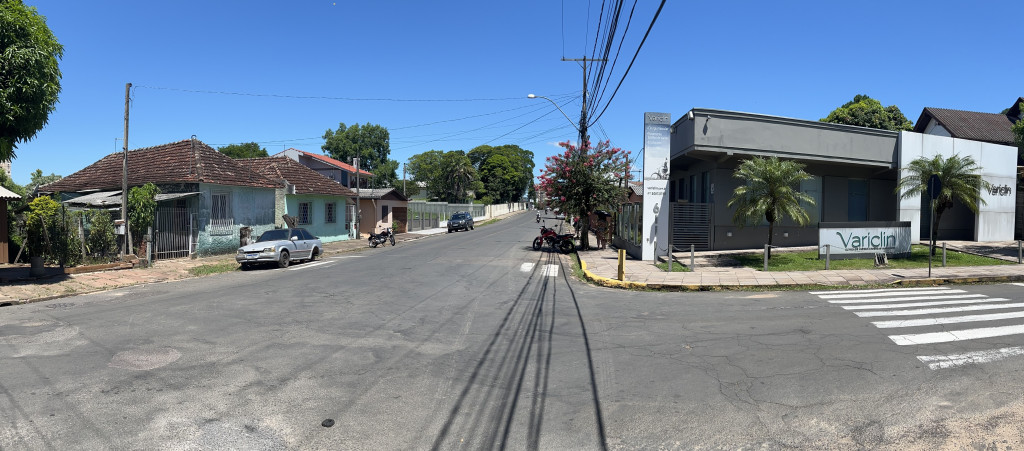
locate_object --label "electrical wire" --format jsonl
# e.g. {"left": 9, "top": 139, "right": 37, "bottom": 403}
{"left": 134, "top": 85, "right": 537, "bottom": 103}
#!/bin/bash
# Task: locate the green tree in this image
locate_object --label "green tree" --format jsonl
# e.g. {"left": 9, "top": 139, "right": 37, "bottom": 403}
{"left": 86, "top": 209, "right": 117, "bottom": 259}
{"left": 1012, "top": 102, "right": 1023, "bottom": 152}
{"left": 0, "top": 0, "right": 64, "bottom": 163}
{"left": 821, "top": 94, "right": 913, "bottom": 131}
{"left": 537, "top": 140, "right": 632, "bottom": 250}
{"left": 24, "top": 195, "right": 79, "bottom": 265}
{"left": 322, "top": 122, "right": 398, "bottom": 188}
{"left": 727, "top": 157, "right": 815, "bottom": 259}
{"left": 217, "top": 142, "right": 268, "bottom": 159}
{"left": 0, "top": 167, "right": 27, "bottom": 250}
{"left": 468, "top": 144, "right": 535, "bottom": 203}
{"left": 128, "top": 183, "right": 159, "bottom": 254}
{"left": 896, "top": 154, "right": 991, "bottom": 255}
{"left": 24, "top": 168, "right": 60, "bottom": 194}
{"left": 407, "top": 150, "right": 479, "bottom": 203}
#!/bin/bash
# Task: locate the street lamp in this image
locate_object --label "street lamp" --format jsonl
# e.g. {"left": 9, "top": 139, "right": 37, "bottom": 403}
{"left": 528, "top": 94, "right": 580, "bottom": 133}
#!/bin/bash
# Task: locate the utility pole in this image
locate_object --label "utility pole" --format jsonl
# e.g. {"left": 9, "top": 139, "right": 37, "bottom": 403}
{"left": 354, "top": 157, "right": 361, "bottom": 239}
{"left": 121, "top": 82, "right": 132, "bottom": 258}
{"left": 561, "top": 57, "right": 605, "bottom": 149}
{"left": 402, "top": 163, "right": 406, "bottom": 196}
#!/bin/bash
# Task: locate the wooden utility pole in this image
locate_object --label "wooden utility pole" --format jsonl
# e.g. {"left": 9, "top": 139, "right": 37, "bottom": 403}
{"left": 354, "top": 157, "right": 361, "bottom": 239}
{"left": 121, "top": 82, "right": 132, "bottom": 257}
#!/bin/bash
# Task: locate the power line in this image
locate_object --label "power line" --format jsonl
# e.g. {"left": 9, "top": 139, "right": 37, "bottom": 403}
{"left": 589, "top": 0, "right": 666, "bottom": 125}
{"left": 134, "top": 85, "right": 537, "bottom": 103}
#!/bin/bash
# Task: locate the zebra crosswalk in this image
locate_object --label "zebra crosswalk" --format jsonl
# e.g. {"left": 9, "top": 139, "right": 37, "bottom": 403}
{"left": 810, "top": 286, "right": 1024, "bottom": 370}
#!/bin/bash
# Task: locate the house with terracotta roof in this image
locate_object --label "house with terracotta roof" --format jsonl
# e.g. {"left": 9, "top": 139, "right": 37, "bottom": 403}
{"left": 272, "top": 148, "right": 373, "bottom": 190}
{"left": 39, "top": 138, "right": 281, "bottom": 258}
{"left": 915, "top": 97, "right": 1024, "bottom": 237}
{"left": 914, "top": 97, "right": 1023, "bottom": 147}
{"left": 236, "top": 157, "right": 357, "bottom": 243}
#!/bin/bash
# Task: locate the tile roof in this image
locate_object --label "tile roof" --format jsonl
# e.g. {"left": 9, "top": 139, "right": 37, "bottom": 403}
{"left": 236, "top": 157, "right": 356, "bottom": 197}
{"left": 39, "top": 139, "right": 281, "bottom": 193}
{"left": 283, "top": 148, "right": 374, "bottom": 177}
{"left": 914, "top": 106, "right": 1017, "bottom": 146}
{"left": 357, "top": 188, "right": 408, "bottom": 201}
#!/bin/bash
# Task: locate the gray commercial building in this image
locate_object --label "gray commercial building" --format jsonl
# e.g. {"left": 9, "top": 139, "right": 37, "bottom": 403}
{"left": 666, "top": 108, "right": 1017, "bottom": 252}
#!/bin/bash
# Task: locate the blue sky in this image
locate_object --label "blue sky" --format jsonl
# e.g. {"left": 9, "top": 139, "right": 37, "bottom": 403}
{"left": 9, "top": 0, "right": 1023, "bottom": 186}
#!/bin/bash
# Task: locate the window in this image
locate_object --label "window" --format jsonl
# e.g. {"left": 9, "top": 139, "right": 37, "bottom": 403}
{"left": 210, "top": 192, "right": 233, "bottom": 234}
{"left": 326, "top": 202, "right": 337, "bottom": 223}
{"left": 382, "top": 205, "right": 390, "bottom": 221}
{"left": 298, "top": 202, "right": 312, "bottom": 225}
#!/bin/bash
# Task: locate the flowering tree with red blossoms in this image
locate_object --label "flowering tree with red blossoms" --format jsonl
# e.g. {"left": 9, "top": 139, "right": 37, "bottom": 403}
{"left": 537, "top": 140, "right": 632, "bottom": 250}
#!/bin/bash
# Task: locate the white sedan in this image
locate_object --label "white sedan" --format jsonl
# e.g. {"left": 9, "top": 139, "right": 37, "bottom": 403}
{"left": 236, "top": 228, "right": 322, "bottom": 269}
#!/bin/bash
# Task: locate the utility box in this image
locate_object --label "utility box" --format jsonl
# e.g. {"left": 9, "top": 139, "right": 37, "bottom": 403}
{"left": 114, "top": 219, "right": 126, "bottom": 235}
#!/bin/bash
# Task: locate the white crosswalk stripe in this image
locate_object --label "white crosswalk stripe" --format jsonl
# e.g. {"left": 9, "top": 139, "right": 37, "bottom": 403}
{"left": 810, "top": 286, "right": 1024, "bottom": 369}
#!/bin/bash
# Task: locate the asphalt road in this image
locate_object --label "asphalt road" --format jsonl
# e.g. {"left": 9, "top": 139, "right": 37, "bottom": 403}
{"left": 2, "top": 213, "right": 1023, "bottom": 449}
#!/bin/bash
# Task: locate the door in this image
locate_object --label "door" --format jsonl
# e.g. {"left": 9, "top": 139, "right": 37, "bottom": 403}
{"left": 848, "top": 179, "right": 868, "bottom": 222}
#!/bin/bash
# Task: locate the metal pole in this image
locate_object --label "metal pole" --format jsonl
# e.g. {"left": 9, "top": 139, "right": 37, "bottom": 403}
{"left": 1019, "top": 240, "right": 1022, "bottom": 264}
{"left": 929, "top": 199, "right": 934, "bottom": 278}
{"left": 764, "top": 244, "right": 769, "bottom": 272}
{"left": 942, "top": 242, "right": 946, "bottom": 267}
{"left": 690, "top": 244, "right": 695, "bottom": 269}
{"left": 617, "top": 249, "right": 625, "bottom": 281}
{"left": 354, "top": 157, "right": 360, "bottom": 239}
{"left": 825, "top": 244, "right": 830, "bottom": 270}
{"left": 666, "top": 245, "right": 672, "bottom": 272}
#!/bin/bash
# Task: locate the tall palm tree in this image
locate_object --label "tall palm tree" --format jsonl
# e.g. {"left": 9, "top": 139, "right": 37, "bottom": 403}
{"left": 896, "top": 154, "right": 991, "bottom": 254}
{"left": 728, "top": 157, "right": 815, "bottom": 259}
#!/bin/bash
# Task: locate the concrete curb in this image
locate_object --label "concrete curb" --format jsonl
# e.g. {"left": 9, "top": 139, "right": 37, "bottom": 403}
{"left": 576, "top": 254, "right": 1024, "bottom": 291}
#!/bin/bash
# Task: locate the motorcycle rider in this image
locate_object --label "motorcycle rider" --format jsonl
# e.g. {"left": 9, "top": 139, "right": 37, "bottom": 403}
{"left": 536, "top": 212, "right": 541, "bottom": 223}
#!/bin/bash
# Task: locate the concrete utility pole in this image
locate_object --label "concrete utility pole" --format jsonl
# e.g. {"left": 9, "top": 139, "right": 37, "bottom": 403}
{"left": 354, "top": 157, "right": 361, "bottom": 239}
{"left": 121, "top": 82, "right": 132, "bottom": 257}
{"left": 561, "top": 57, "right": 605, "bottom": 148}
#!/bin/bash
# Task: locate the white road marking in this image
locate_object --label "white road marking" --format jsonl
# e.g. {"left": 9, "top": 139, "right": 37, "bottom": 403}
{"left": 1009, "top": 283, "right": 1024, "bottom": 287}
{"left": 288, "top": 261, "right": 332, "bottom": 270}
{"left": 917, "top": 346, "right": 1024, "bottom": 370}
{"left": 855, "top": 302, "right": 1024, "bottom": 317}
{"left": 872, "top": 310, "right": 1024, "bottom": 328}
{"left": 889, "top": 324, "right": 1024, "bottom": 345}
{"left": 330, "top": 255, "right": 365, "bottom": 259}
{"left": 817, "top": 289, "right": 961, "bottom": 299}
{"left": 520, "top": 262, "right": 535, "bottom": 272}
{"left": 809, "top": 287, "right": 953, "bottom": 295}
{"left": 543, "top": 264, "right": 559, "bottom": 277}
{"left": 841, "top": 298, "right": 1011, "bottom": 310}
{"left": 827, "top": 294, "right": 987, "bottom": 304}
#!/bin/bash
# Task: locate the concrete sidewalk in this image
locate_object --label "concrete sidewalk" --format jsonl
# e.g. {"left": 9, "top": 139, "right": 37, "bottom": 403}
{"left": 576, "top": 238, "right": 1024, "bottom": 290}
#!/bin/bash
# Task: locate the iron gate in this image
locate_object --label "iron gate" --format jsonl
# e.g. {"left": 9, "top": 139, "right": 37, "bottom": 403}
{"left": 155, "top": 207, "right": 194, "bottom": 259}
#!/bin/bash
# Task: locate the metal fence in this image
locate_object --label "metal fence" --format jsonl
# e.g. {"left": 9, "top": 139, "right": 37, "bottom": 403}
{"left": 155, "top": 207, "right": 194, "bottom": 259}
{"left": 406, "top": 201, "right": 486, "bottom": 232}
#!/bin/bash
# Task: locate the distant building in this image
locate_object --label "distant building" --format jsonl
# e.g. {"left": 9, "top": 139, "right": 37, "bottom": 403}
{"left": 0, "top": 160, "right": 10, "bottom": 179}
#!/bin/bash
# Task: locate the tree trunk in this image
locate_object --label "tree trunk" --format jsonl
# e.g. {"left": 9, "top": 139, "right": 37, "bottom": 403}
{"left": 767, "top": 221, "right": 774, "bottom": 259}
{"left": 578, "top": 215, "right": 590, "bottom": 250}
{"left": 931, "top": 206, "right": 945, "bottom": 256}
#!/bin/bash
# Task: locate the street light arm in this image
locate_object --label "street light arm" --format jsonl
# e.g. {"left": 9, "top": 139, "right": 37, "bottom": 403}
{"left": 528, "top": 94, "right": 580, "bottom": 132}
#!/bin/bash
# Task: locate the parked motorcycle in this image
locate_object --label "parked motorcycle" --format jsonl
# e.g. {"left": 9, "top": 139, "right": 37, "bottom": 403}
{"left": 368, "top": 228, "right": 395, "bottom": 247}
{"left": 532, "top": 226, "right": 575, "bottom": 254}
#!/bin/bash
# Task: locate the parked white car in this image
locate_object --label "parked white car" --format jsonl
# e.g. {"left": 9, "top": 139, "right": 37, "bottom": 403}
{"left": 236, "top": 228, "right": 322, "bottom": 269}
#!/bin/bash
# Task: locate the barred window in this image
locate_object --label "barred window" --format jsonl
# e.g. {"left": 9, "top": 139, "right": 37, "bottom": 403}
{"left": 210, "top": 192, "right": 233, "bottom": 234}
{"left": 326, "top": 202, "right": 337, "bottom": 223}
{"left": 298, "top": 202, "right": 311, "bottom": 225}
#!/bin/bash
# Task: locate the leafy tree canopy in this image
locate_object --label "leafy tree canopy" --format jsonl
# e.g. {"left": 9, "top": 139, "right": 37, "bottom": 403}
{"left": 217, "top": 142, "right": 268, "bottom": 159}
{"left": 820, "top": 94, "right": 913, "bottom": 131}
{"left": 128, "top": 182, "right": 159, "bottom": 253}
{"left": 0, "top": 0, "right": 64, "bottom": 162}
{"left": 896, "top": 154, "right": 990, "bottom": 254}
{"left": 467, "top": 144, "right": 534, "bottom": 204}
{"left": 1012, "top": 102, "right": 1024, "bottom": 151}
{"left": 322, "top": 122, "right": 398, "bottom": 188}
{"left": 24, "top": 168, "right": 60, "bottom": 194}
{"left": 407, "top": 150, "right": 480, "bottom": 203}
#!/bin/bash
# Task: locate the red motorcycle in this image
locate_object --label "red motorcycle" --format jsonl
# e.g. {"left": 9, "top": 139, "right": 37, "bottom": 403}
{"left": 532, "top": 225, "right": 575, "bottom": 254}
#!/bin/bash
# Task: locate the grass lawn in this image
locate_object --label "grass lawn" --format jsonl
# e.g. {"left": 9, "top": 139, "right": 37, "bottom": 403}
{"left": 655, "top": 261, "right": 692, "bottom": 272}
{"left": 732, "top": 244, "right": 1014, "bottom": 271}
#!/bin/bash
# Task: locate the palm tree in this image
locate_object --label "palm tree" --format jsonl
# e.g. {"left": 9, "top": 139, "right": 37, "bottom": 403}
{"left": 896, "top": 154, "right": 991, "bottom": 254}
{"left": 728, "top": 157, "right": 815, "bottom": 259}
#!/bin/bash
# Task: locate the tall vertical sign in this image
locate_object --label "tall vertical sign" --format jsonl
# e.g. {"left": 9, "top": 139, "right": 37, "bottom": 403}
{"left": 642, "top": 112, "right": 671, "bottom": 261}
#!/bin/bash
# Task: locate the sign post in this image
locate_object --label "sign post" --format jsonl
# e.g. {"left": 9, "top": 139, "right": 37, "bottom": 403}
{"left": 641, "top": 112, "right": 671, "bottom": 261}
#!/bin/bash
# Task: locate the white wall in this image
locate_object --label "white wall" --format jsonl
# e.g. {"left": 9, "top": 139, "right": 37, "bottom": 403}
{"left": 898, "top": 132, "right": 1017, "bottom": 242}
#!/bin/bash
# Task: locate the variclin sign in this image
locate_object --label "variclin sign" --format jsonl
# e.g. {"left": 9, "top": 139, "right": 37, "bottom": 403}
{"left": 818, "top": 222, "right": 912, "bottom": 259}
